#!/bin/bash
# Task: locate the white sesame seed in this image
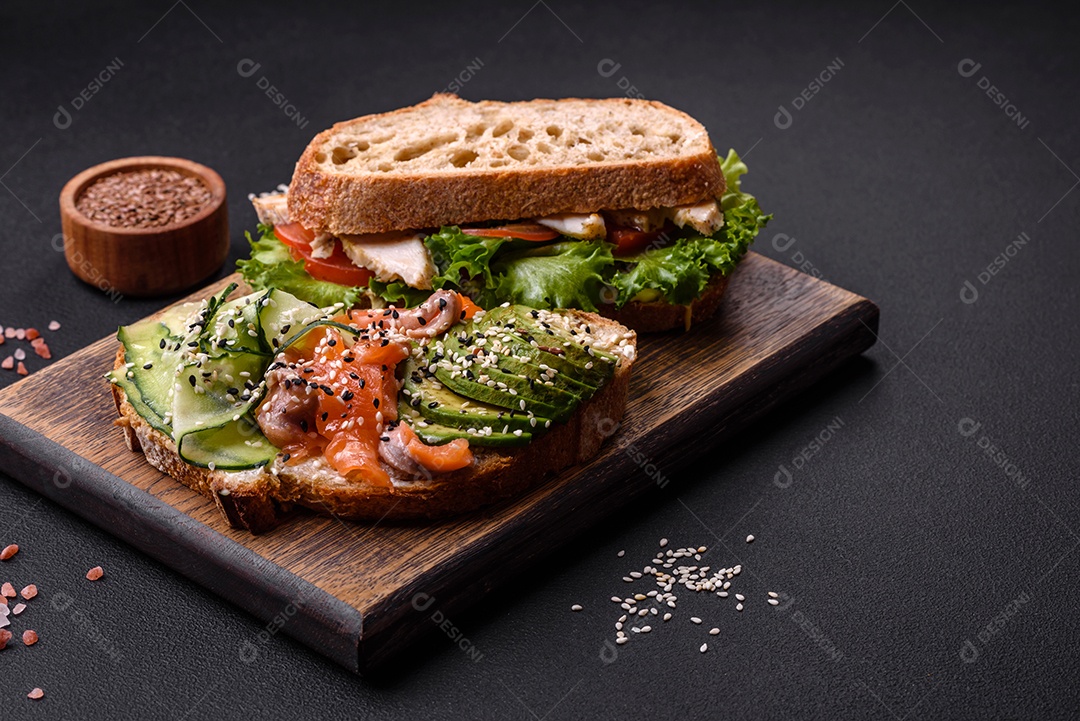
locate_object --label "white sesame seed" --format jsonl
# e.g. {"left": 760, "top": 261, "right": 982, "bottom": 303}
{"left": 709, "top": 628, "right": 720, "bottom": 635}
{"left": 611, "top": 596, "right": 622, "bottom": 603}
{"left": 638, "top": 609, "right": 648, "bottom": 616}
{"left": 697, "top": 546, "right": 707, "bottom": 553}
{"left": 641, "top": 626, "right": 652, "bottom": 633}
{"left": 718, "top": 592, "right": 728, "bottom": 598}
{"left": 617, "top": 550, "right": 625, "bottom": 557}
{"left": 768, "top": 591, "right": 778, "bottom": 598}
{"left": 630, "top": 571, "right": 642, "bottom": 578}
{"left": 700, "top": 643, "right": 708, "bottom": 653}
{"left": 615, "top": 622, "right": 623, "bottom": 630}
{"left": 663, "top": 613, "right": 672, "bottom": 622}
{"left": 633, "top": 593, "right": 646, "bottom": 601}
{"left": 616, "top": 637, "right": 627, "bottom": 645}
{"left": 622, "top": 577, "right": 633, "bottom": 583}
{"left": 618, "top": 615, "right": 627, "bottom": 622}
{"left": 571, "top": 604, "right": 583, "bottom": 611}
{"left": 659, "top": 538, "right": 668, "bottom": 547}
{"left": 735, "top": 594, "right": 745, "bottom": 601}
{"left": 768, "top": 599, "right": 780, "bottom": 606}
{"left": 746, "top": 534, "right": 755, "bottom": 543}
{"left": 736, "top": 603, "right": 744, "bottom": 612}
{"left": 690, "top": 617, "right": 702, "bottom": 624}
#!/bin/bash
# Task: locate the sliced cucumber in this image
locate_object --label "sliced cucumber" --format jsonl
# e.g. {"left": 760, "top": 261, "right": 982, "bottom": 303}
{"left": 115, "top": 320, "right": 181, "bottom": 424}
{"left": 178, "top": 416, "right": 278, "bottom": 469}
{"left": 257, "top": 289, "right": 325, "bottom": 353}
{"left": 110, "top": 374, "right": 171, "bottom": 435}
{"left": 206, "top": 292, "right": 268, "bottom": 355}
{"left": 170, "top": 351, "right": 269, "bottom": 440}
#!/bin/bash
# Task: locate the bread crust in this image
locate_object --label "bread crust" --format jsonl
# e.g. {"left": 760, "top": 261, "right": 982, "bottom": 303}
{"left": 111, "top": 313, "right": 635, "bottom": 533}
{"left": 288, "top": 95, "right": 725, "bottom": 235}
{"left": 599, "top": 271, "right": 732, "bottom": 333}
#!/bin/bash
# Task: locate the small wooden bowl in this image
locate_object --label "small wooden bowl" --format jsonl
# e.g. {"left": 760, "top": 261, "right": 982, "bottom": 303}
{"left": 59, "top": 156, "right": 229, "bottom": 297}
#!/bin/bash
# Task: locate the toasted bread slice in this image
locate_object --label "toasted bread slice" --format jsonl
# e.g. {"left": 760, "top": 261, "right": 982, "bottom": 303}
{"left": 111, "top": 312, "right": 636, "bottom": 533}
{"left": 599, "top": 272, "right": 733, "bottom": 333}
{"left": 288, "top": 94, "right": 725, "bottom": 235}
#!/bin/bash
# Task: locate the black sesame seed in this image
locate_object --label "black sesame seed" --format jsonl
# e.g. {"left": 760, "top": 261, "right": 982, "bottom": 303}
{"left": 143, "top": 363, "right": 153, "bottom": 370}
{"left": 321, "top": 412, "right": 328, "bottom": 421}
{"left": 343, "top": 356, "right": 355, "bottom": 363}
{"left": 380, "top": 436, "right": 390, "bottom": 442}
{"left": 438, "top": 297, "right": 447, "bottom": 310}
{"left": 380, "top": 339, "right": 389, "bottom": 347}
{"left": 303, "top": 367, "right": 314, "bottom": 374}
{"left": 341, "top": 390, "right": 354, "bottom": 401}
{"left": 372, "top": 398, "right": 380, "bottom": 409}
{"left": 282, "top": 453, "right": 291, "bottom": 461}
{"left": 158, "top": 338, "right": 167, "bottom": 349}
{"left": 188, "top": 375, "right": 196, "bottom": 387}
{"left": 417, "top": 317, "right": 427, "bottom": 326}
{"left": 281, "top": 324, "right": 291, "bottom": 334}
{"left": 358, "top": 378, "right": 366, "bottom": 389}
{"left": 299, "top": 419, "right": 308, "bottom": 432}
{"left": 328, "top": 339, "right": 337, "bottom": 347}
{"left": 428, "top": 401, "right": 439, "bottom": 408}
{"left": 392, "top": 310, "right": 400, "bottom": 319}
{"left": 321, "top": 385, "right": 334, "bottom": 396}
{"left": 350, "top": 372, "right": 360, "bottom": 380}
{"left": 227, "top": 387, "right": 239, "bottom": 395}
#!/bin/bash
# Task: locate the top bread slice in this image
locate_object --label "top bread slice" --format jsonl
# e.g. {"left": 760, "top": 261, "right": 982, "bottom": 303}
{"left": 288, "top": 94, "right": 725, "bottom": 235}
{"left": 111, "top": 310, "right": 637, "bottom": 533}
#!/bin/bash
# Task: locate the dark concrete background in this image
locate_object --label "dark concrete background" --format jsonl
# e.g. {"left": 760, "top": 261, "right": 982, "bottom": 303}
{"left": 1, "top": 0, "right": 1077, "bottom": 718}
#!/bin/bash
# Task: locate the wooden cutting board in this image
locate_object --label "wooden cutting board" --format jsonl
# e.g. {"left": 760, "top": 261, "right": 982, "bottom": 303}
{"left": 0, "top": 253, "right": 878, "bottom": 673}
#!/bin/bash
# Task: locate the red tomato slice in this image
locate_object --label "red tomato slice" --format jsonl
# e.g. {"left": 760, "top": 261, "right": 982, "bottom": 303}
{"left": 273, "top": 222, "right": 316, "bottom": 250}
{"left": 288, "top": 244, "right": 374, "bottom": 287}
{"left": 610, "top": 227, "right": 664, "bottom": 257}
{"left": 461, "top": 224, "right": 560, "bottom": 242}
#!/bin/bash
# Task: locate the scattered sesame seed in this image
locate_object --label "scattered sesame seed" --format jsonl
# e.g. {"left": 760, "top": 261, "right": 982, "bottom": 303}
{"left": 736, "top": 603, "right": 744, "bottom": 612}
{"left": 571, "top": 604, "right": 583, "bottom": 612}
{"left": 709, "top": 628, "right": 720, "bottom": 635}
{"left": 768, "top": 599, "right": 780, "bottom": 606}
{"left": 768, "top": 591, "right": 778, "bottom": 598}
{"left": 48, "top": 320, "right": 61, "bottom": 331}
{"left": 746, "top": 534, "right": 755, "bottom": 543}
{"left": 617, "top": 550, "right": 625, "bottom": 557}
{"left": 700, "top": 643, "right": 708, "bottom": 653}
{"left": 659, "top": 538, "right": 668, "bottom": 547}
{"left": 690, "top": 617, "right": 702, "bottom": 624}
{"left": 663, "top": 613, "right": 672, "bottom": 622}
{"left": 616, "top": 637, "right": 627, "bottom": 645}
{"left": 735, "top": 593, "right": 745, "bottom": 602}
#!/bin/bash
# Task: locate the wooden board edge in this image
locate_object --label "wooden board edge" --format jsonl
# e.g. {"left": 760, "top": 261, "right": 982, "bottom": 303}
{"left": 0, "top": 413, "right": 366, "bottom": 673}
{"left": 356, "top": 296, "right": 881, "bottom": 670}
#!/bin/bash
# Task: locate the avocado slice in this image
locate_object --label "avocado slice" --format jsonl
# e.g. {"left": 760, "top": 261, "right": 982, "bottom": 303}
{"left": 397, "top": 405, "right": 533, "bottom": 448}
{"left": 400, "top": 358, "right": 550, "bottom": 435}
{"left": 439, "top": 330, "right": 598, "bottom": 399}
{"left": 433, "top": 365, "right": 573, "bottom": 423}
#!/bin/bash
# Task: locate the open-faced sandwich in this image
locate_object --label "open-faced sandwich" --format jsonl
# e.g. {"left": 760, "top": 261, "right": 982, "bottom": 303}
{"left": 108, "top": 284, "right": 636, "bottom": 532}
{"left": 241, "top": 94, "right": 770, "bottom": 332}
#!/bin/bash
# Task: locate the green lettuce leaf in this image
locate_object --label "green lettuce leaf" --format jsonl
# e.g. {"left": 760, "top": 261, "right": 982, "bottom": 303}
{"left": 425, "top": 226, "right": 509, "bottom": 289}
{"left": 366, "top": 278, "right": 432, "bottom": 308}
{"left": 236, "top": 226, "right": 364, "bottom": 309}
{"left": 490, "top": 241, "right": 615, "bottom": 312}
{"left": 611, "top": 149, "right": 771, "bottom": 308}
